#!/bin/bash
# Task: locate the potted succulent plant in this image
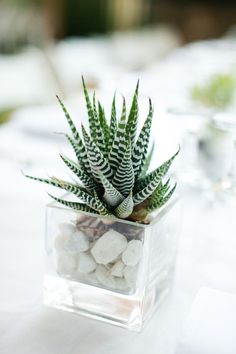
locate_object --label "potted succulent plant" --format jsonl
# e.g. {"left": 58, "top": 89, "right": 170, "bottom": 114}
{"left": 25, "top": 78, "right": 180, "bottom": 331}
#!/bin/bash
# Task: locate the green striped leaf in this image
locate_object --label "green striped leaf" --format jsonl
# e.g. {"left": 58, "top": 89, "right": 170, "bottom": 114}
{"left": 25, "top": 174, "right": 68, "bottom": 189}
{"left": 133, "top": 179, "right": 161, "bottom": 206}
{"left": 150, "top": 179, "right": 171, "bottom": 203}
{"left": 65, "top": 134, "right": 81, "bottom": 162}
{"left": 50, "top": 178, "right": 100, "bottom": 210}
{"left": 132, "top": 99, "right": 153, "bottom": 179}
{"left": 82, "top": 80, "right": 108, "bottom": 160}
{"left": 147, "top": 183, "right": 177, "bottom": 212}
{"left": 65, "top": 134, "right": 92, "bottom": 176}
{"left": 82, "top": 76, "right": 96, "bottom": 138}
{"left": 126, "top": 80, "right": 139, "bottom": 148}
{"left": 60, "top": 154, "right": 96, "bottom": 191}
{"left": 160, "top": 183, "right": 176, "bottom": 206}
{"left": 108, "top": 94, "right": 117, "bottom": 153}
{"left": 149, "top": 179, "right": 170, "bottom": 204}
{"left": 133, "top": 147, "right": 179, "bottom": 206}
{"left": 135, "top": 147, "right": 180, "bottom": 193}
{"left": 91, "top": 93, "right": 107, "bottom": 157}
{"left": 56, "top": 95, "right": 80, "bottom": 142}
{"left": 82, "top": 125, "right": 113, "bottom": 181}
{"left": 114, "top": 191, "right": 134, "bottom": 218}
{"left": 112, "top": 142, "right": 134, "bottom": 197}
{"left": 98, "top": 101, "right": 110, "bottom": 152}
{"left": 25, "top": 174, "right": 101, "bottom": 212}
{"left": 139, "top": 141, "right": 155, "bottom": 179}
{"left": 109, "top": 97, "right": 127, "bottom": 173}
{"left": 99, "top": 172, "right": 124, "bottom": 207}
{"left": 92, "top": 191, "right": 110, "bottom": 215}
{"left": 48, "top": 193, "right": 98, "bottom": 214}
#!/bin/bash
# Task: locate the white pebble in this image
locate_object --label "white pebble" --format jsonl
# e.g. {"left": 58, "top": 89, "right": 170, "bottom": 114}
{"left": 115, "top": 278, "right": 129, "bottom": 291}
{"left": 84, "top": 272, "right": 99, "bottom": 285}
{"left": 77, "top": 253, "right": 96, "bottom": 274}
{"left": 64, "top": 231, "right": 90, "bottom": 253}
{"left": 91, "top": 230, "right": 127, "bottom": 265}
{"left": 122, "top": 240, "right": 143, "bottom": 266}
{"left": 54, "top": 234, "right": 68, "bottom": 252}
{"left": 56, "top": 252, "right": 77, "bottom": 275}
{"left": 110, "top": 260, "right": 125, "bottom": 277}
{"left": 124, "top": 266, "right": 137, "bottom": 288}
{"left": 58, "top": 222, "right": 76, "bottom": 237}
{"left": 96, "top": 265, "right": 116, "bottom": 288}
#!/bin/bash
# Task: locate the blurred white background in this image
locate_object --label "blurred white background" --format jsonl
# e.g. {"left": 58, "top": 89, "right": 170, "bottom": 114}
{"left": 0, "top": 1, "right": 236, "bottom": 353}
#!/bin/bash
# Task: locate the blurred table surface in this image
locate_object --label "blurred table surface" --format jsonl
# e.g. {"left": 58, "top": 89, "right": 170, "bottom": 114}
{"left": 1, "top": 37, "right": 236, "bottom": 354}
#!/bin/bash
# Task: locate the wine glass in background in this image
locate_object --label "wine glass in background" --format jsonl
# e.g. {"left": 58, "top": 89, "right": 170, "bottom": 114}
{"left": 212, "top": 112, "right": 236, "bottom": 192}
{"left": 168, "top": 69, "right": 236, "bottom": 195}
{"left": 197, "top": 117, "right": 235, "bottom": 193}
{"left": 191, "top": 71, "right": 236, "bottom": 194}
{"left": 167, "top": 108, "right": 207, "bottom": 188}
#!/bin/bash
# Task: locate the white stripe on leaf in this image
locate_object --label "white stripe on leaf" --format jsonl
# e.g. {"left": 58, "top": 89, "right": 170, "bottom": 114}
{"left": 114, "top": 191, "right": 134, "bottom": 218}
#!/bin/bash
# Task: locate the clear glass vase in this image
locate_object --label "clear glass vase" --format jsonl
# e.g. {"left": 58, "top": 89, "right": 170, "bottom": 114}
{"left": 44, "top": 197, "right": 180, "bottom": 332}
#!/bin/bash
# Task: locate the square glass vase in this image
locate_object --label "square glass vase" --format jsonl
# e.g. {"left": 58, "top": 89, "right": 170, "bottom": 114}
{"left": 44, "top": 197, "right": 180, "bottom": 332}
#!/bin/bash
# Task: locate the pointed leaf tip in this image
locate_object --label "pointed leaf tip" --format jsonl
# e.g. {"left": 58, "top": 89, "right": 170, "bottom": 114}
{"left": 81, "top": 75, "right": 85, "bottom": 86}
{"left": 114, "top": 190, "right": 134, "bottom": 219}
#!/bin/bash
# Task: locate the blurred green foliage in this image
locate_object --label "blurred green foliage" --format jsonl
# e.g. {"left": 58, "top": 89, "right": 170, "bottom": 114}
{"left": 191, "top": 74, "right": 236, "bottom": 109}
{"left": 7, "top": 0, "right": 41, "bottom": 5}
{"left": 0, "top": 108, "right": 13, "bottom": 125}
{"left": 64, "top": 0, "right": 108, "bottom": 36}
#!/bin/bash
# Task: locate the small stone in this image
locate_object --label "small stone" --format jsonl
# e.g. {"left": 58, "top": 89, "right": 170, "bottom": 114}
{"left": 76, "top": 217, "right": 109, "bottom": 239}
{"left": 58, "top": 222, "right": 76, "bottom": 237}
{"left": 91, "top": 230, "right": 127, "bottom": 265}
{"left": 54, "top": 234, "right": 68, "bottom": 252}
{"left": 85, "top": 271, "right": 99, "bottom": 285}
{"left": 124, "top": 266, "right": 137, "bottom": 288}
{"left": 56, "top": 252, "right": 77, "bottom": 275}
{"left": 122, "top": 240, "right": 143, "bottom": 266}
{"left": 77, "top": 252, "right": 96, "bottom": 274}
{"left": 64, "top": 231, "right": 90, "bottom": 253}
{"left": 96, "top": 265, "right": 116, "bottom": 288}
{"left": 115, "top": 278, "right": 129, "bottom": 291}
{"left": 110, "top": 260, "right": 125, "bottom": 277}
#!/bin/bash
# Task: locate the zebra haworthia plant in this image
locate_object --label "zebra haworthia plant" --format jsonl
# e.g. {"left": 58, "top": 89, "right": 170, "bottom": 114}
{"left": 25, "top": 78, "right": 179, "bottom": 223}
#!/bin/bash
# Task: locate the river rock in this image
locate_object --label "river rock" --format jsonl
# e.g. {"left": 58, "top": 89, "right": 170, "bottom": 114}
{"left": 124, "top": 266, "right": 137, "bottom": 288}
{"left": 64, "top": 231, "right": 90, "bottom": 253}
{"left": 76, "top": 217, "right": 109, "bottom": 239}
{"left": 96, "top": 265, "right": 116, "bottom": 288}
{"left": 58, "top": 222, "right": 76, "bottom": 237}
{"left": 122, "top": 240, "right": 143, "bottom": 266}
{"left": 56, "top": 252, "right": 77, "bottom": 275}
{"left": 77, "top": 252, "right": 96, "bottom": 274}
{"left": 110, "top": 260, "right": 125, "bottom": 277}
{"left": 91, "top": 230, "right": 127, "bottom": 265}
